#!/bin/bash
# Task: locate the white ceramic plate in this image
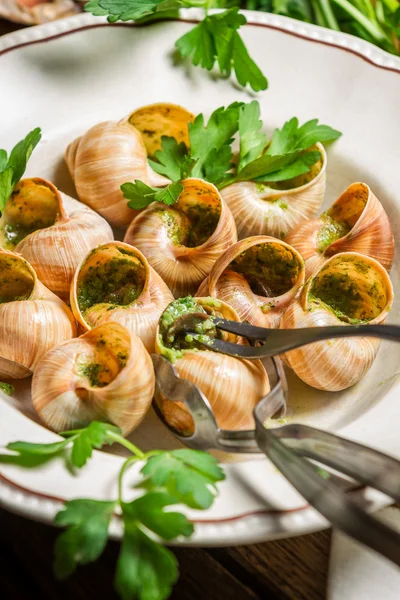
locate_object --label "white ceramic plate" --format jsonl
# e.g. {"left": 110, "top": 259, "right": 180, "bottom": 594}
{"left": 1, "top": 10, "right": 400, "bottom": 546}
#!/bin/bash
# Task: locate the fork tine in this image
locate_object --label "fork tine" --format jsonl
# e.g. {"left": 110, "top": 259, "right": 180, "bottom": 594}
{"left": 212, "top": 317, "right": 271, "bottom": 340}
{"left": 190, "top": 335, "right": 274, "bottom": 358}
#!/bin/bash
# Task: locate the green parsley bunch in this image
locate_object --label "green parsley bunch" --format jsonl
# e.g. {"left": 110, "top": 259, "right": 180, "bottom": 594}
{"left": 122, "top": 100, "right": 342, "bottom": 209}
{"left": 2, "top": 422, "right": 225, "bottom": 600}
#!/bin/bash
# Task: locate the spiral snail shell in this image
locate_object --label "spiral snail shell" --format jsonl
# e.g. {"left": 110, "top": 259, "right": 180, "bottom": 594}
{"left": 0, "top": 177, "right": 113, "bottom": 300}
{"left": 281, "top": 252, "right": 394, "bottom": 391}
{"left": 155, "top": 296, "right": 270, "bottom": 435}
{"left": 0, "top": 249, "right": 76, "bottom": 379}
{"left": 70, "top": 241, "right": 174, "bottom": 353}
{"left": 65, "top": 104, "right": 194, "bottom": 227}
{"left": 221, "top": 143, "right": 326, "bottom": 240}
{"left": 32, "top": 322, "right": 154, "bottom": 434}
{"left": 286, "top": 182, "right": 394, "bottom": 278}
{"left": 197, "top": 236, "right": 305, "bottom": 328}
{"left": 124, "top": 178, "right": 237, "bottom": 298}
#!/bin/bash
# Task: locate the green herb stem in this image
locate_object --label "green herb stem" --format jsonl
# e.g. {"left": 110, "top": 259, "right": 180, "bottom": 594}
{"left": 311, "top": 0, "right": 327, "bottom": 27}
{"left": 317, "top": 0, "right": 341, "bottom": 30}
{"left": 107, "top": 432, "right": 145, "bottom": 459}
{"left": 331, "top": 0, "right": 388, "bottom": 42}
{"left": 118, "top": 456, "right": 141, "bottom": 502}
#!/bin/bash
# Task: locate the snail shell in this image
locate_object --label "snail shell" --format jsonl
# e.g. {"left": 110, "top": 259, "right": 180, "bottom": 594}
{"left": 0, "top": 249, "right": 76, "bottom": 379}
{"left": 281, "top": 252, "right": 394, "bottom": 391}
{"left": 0, "top": 178, "right": 113, "bottom": 300}
{"left": 197, "top": 236, "right": 305, "bottom": 328}
{"left": 70, "top": 241, "right": 174, "bottom": 353}
{"left": 221, "top": 143, "right": 326, "bottom": 240}
{"left": 65, "top": 104, "right": 193, "bottom": 227}
{"left": 286, "top": 182, "right": 394, "bottom": 278}
{"left": 155, "top": 297, "right": 270, "bottom": 434}
{"left": 32, "top": 322, "right": 154, "bottom": 434}
{"left": 124, "top": 178, "right": 238, "bottom": 298}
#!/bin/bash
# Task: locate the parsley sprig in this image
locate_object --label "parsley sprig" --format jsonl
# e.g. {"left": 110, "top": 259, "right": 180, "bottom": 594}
{"left": 122, "top": 102, "right": 243, "bottom": 208}
{"left": 0, "top": 128, "right": 42, "bottom": 213}
{"left": 224, "top": 111, "right": 342, "bottom": 188}
{"left": 122, "top": 100, "right": 341, "bottom": 209}
{"left": 2, "top": 421, "right": 225, "bottom": 600}
{"left": 84, "top": 3, "right": 268, "bottom": 92}
{"left": 176, "top": 8, "right": 268, "bottom": 92}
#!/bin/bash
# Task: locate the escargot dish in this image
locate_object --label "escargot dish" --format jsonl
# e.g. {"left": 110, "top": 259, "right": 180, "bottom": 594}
{"left": 65, "top": 103, "right": 194, "bottom": 227}
{"left": 155, "top": 296, "right": 270, "bottom": 435}
{"left": 221, "top": 144, "right": 326, "bottom": 240}
{"left": 71, "top": 241, "right": 174, "bottom": 352}
{"left": 32, "top": 322, "right": 154, "bottom": 434}
{"left": 0, "top": 177, "right": 113, "bottom": 299}
{"left": 124, "top": 178, "right": 237, "bottom": 298}
{"left": 0, "top": 249, "right": 76, "bottom": 379}
{"left": 197, "top": 236, "right": 305, "bottom": 328}
{"left": 281, "top": 252, "right": 394, "bottom": 391}
{"left": 286, "top": 182, "right": 394, "bottom": 278}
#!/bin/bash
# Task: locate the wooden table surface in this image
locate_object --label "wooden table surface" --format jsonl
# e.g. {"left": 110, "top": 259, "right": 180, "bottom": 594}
{"left": 0, "top": 16, "right": 331, "bottom": 600}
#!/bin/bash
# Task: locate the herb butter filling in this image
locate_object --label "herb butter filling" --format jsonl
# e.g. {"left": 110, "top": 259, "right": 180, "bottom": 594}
{"left": 0, "top": 179, "right": 59, "bottom": 249}
{"left": 0, "top": 255, "right": 34, "bottom": 303}
{"left": 308, "top": 258, "right": 387, "bottom": 323}
{"left": 317, "top": 185, "right": 368, "bottom": 253}
{"left": 77, "top": 249, "right": 146, "bottom": 314}
{"left": 159, "top": 201, "right": 220, "bottom": 248}
{"left": 76, "top": 325, "right": 130, "bottom": 391}
{"left": 159, "top": 296, "right": 223, "bottom": 362}
{"left": 229, "top": 242, "right": 302, "bottom": 297}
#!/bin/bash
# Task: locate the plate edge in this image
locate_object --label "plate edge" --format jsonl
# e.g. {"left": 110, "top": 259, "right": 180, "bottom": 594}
{"left": 0, "top": 9, "right": 399, "bottom": 75}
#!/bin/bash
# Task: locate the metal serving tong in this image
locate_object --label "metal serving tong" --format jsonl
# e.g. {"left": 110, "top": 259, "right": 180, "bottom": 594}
{"left": 169, "top": 313, "right": 400, "bottom": 358}
{"left": 151, "top": 353, "right": 400, "bottom": 566}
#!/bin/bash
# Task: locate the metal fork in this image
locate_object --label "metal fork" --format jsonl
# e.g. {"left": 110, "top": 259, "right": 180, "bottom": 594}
{"left": 151, "top": 353, "right": 400, "bottom": 566}
{"left": 173, "top": 314, "right": 400, "bottom": 358}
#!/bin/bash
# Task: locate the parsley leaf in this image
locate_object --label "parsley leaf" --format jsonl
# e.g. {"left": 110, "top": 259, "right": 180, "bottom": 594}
{"left": 238, "top": 101, "right": 267, "bottom": 171}
{"left": 219, "top": 114, "right": 342, "bottom": 187}
{"left": 255, "top": 150, "right": 322, "bottom": 182}
{"left": 0, "top": 150, "right": 7, "bottom": 171}
{"left": 122, "top": 180, "right": 183, "bottom": 209}
{"left": 179, "top": 155, "right": 197, "bottom": 180}
{"left": 176, "top": 19, "right": 215, "bottom": 70}
{"left": 115, "top": 493, "right": 193, "bottom": 600}
{"left": 268, "top": 117, "right": 342, "bottom": 155}
{"left": 189, "top": 102, "right": 242, "bottom": 183}
{"left": 0, "top": 127, "right": 41, "bottom": 212}
{"left": 7, "top": 439, "right": 71, "bottom": 455}
{"left": 85, "top": 0, "right": 171, "bottom": 22}
{"left": 63, "top": 421, "right": 122, "bottom": 468}
{"left": 148, "top": 136, "right": 188, "bottom": 181}
{"left": 115, "top": 519, "right": 178, "bottom": 600}
{"left": 7, "top": 421, "right": 122, "bottom": 468}
{"left": 54, "top": 499, "right": 116, "bottom": 579}
{"left": 203, "top": 146, "right": 233, "bottom": 186}
{"left": 124, "top": 492, "right": 194, "bottom": 540}
{"left": 175, "top": 9, "right": 268, "bottom": 92}
{"left": 141, "top": 449, "right": 225, "bottom": 509}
